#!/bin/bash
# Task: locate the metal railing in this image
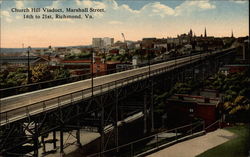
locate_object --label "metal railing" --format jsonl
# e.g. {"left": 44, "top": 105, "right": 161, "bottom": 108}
{"left": 205, "top": 119, "right": 222, "bottom": 132}
{"left": 0, "top": 66, "right": 133, "bottom": 98}
{"left": 0, "top": 55, "right": 199, "bottom": 125}
{"left": 86, "top": 121, "right": 205, "bottom": 157}
{"left": 0, "top": 47, "right": 235, "bottom": 98}
{"left": 0, "top": 48, "right": 235, "bottom": 125}
{"left": 0, "top": 51, "right": 209, "bottom": 98}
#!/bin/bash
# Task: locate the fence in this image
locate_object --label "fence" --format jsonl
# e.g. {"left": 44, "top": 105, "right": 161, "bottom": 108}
{"left": 87, "top": 121, "right": 205, "bottom": 157}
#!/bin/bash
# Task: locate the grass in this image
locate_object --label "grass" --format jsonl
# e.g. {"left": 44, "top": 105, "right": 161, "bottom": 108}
{"left": 196, "top": 124, "right": 250, "bottom": 157}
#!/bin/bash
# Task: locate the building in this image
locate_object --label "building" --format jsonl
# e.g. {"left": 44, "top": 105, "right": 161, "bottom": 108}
{"left": 92, "top": 38, "right": 103, "bottom": 48}
{"left": 103, "top": 37, "right": 114, "bottom": 47}
{"left": 165, "top": 89, "right": 222, "bottom": 129}
{"left": 113, "top": 41, "right": 127, "bottom": 49}
{"left": 92, "top": 37, "right": 114, "bottom": 48}
{"left": 0, "top": 56, "right": 49, "bottom": 70}
{"left": 90, "top": 61, "right": 121, "bottom": 75}
{"left": 141, "top": 38, "right": 157, "bottom": 49}
{"left": 224, "top": 64, "right": 250, "bottom": 74}
{"left": 61, "top": 59, "right": 91, "bottom": 75}
{"left": 243, "top": 39, "right": 249, "bottom": 62}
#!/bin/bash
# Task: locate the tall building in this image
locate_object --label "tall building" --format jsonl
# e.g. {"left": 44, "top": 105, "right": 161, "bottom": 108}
{"left": 92, "top": 37, "right": 114, "bottom": 48}
{"left": 92, "top": 38, "right": 103, "bottom": 48}
{"left": 103, "top": 37, "right": 114, "bottom": 47}
{"left": 204, "top": 27, "right": 207, "bottom": 37}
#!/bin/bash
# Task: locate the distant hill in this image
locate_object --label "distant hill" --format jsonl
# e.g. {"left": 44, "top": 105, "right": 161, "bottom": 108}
{"left": 0, "top": 45, "right": 92, "bottom": 54}
{"left": 0, "top": 48, "right": 26, "bottom": 53}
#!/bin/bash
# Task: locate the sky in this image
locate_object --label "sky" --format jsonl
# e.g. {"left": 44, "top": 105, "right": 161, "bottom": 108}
{"left": 0, "top": 0, "right": 249, "bottom": 48}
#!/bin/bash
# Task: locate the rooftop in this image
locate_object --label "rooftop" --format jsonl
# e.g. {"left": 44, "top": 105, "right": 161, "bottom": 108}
{"left": 0, "top": 56, "right": 48, "bottom": 64}
{"left": 168, "top": 89, "right": 221, "bottom": 106}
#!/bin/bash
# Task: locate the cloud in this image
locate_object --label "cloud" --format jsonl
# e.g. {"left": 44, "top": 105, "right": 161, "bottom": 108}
{"left": 1, "top": 10, "right": 12, "bottom": 23}
{"left": 1, "top": 10, "right": 10, "bottom": 17}
{"left": 76, "top": 0, "right": 106, "bottom": 8}
{"left": 139, "top": 2, "right": 175, "bottom": 17}
{"left": 5, "top": 18, "right": 13, "bottom": 23}
{"left": 16, "top": 1, "right": 24, "bottom": 8}
{"left": 75, "top": 0, "right": 107, "bottom": 18}
{"left": 1, "top": 0, "right": 217, "bottom": 25}
{"left": 108, "top": 20, "right": 123, "bottom": 25}
{"left": 75, "top": 0, "right": 215, "bottom": 18}
{"left": 230, "top": 0, "right": 247, "bottom": 4}
{"left": 175, "top": 0, "right": 216, "bottom": 16}
{"left": 16, "top": 16, "right": 22, "bottom": 20}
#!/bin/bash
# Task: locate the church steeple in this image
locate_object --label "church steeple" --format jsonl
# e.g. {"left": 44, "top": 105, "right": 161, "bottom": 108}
{"left": 231, "top": 30, "right": 234, "bottom": 38}
{"left": 204, "top": 27, "right": 207, "bottom": 37}
{"left": 189, "top": 29, "right": 193, "bottom": 37}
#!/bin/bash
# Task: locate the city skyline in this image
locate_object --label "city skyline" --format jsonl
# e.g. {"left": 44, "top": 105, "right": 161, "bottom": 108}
{"left": 0, "top": 0, "right": 249, "bottom": 48}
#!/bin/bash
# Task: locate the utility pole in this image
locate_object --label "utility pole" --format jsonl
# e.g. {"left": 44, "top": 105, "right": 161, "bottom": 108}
{"left": 27, "top": 46, "right": 31, "bottom": 84}
{"left": 148, "top": 48, "right": 154, "bottom": 132}
{"left": 91, "top": 48, "right": 94, "bottom": 97}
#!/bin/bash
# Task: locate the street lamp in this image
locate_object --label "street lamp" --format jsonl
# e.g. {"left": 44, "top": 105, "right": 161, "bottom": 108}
{"left": 148, "top": 48, "right": 154, "bottom": 132}
{"left": 148, "top": 48, "right": 151, "bottom": 77}
{"left": 27, "top": 46, "right": 31, "bottom": 84}
{"left": 91, "top": 48, "right": 94, "bottom": 97}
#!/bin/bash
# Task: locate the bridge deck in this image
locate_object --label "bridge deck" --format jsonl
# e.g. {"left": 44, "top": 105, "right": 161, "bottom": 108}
{"left": 0, "top": 49, "right": 233, "bottom": 125}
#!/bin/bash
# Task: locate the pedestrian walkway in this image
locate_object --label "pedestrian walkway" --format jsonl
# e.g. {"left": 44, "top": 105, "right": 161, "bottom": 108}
{"left": 147, "top": 129, "right": 235, "bottom": 157}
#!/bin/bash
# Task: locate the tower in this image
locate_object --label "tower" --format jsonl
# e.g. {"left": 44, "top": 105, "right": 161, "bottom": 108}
{"left": 189, "top": 29, "right": 193, "bottom": 37}
{"left": 231, "top": 30, "right": 234, "bottom": 38}
{"left": 204, "top": 27, "right": 207, "bottom": 37}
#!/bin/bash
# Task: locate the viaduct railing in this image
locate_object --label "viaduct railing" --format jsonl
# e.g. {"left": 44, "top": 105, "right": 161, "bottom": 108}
{"left": 86, "top": 121, "right": 205, "bottom": 157}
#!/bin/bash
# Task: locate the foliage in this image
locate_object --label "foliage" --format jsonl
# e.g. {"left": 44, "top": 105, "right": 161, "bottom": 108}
{"left": 64, "top": 52, "right": 91, "bottom": 60}
{"left": 53, "top": 68, "right": 71, "bottom": 80}
{"left": 154, "top": 80, "right": 201, "bottom": 115}
{"left": 105, "top": 53, "right": 132, "bottom": 63}
{"left": 205, "top": 70, "right": 250, "bottom": 101}
{"left": 172, "top": 80, "right": 200, "bottom": 94}
{"left": 77, "top": 52, "right": 91, "bottom": 59}
{"left": 31, "top": 64, "right": 53, "bottom": 83}
{"left": 223, "top": 96, "right": 250, "bottom": 122}
{"left": 0, "top": 68, "right": 27, "bottom": 88}
{"left": 154, "top": 92, "right": 170, "bottom": 114}
{"left": 205, "top": 69, "right": 250, "bottom": 122}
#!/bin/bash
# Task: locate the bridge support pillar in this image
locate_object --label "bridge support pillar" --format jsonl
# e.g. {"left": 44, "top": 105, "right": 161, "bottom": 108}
{"left": 41, "top": 136, "right": 46, "bottom": 153}
{"left": 33, "top": 122, "right": 39, "bottom": 157}
{"left": 115, "top": 89, "right": 119, "bottom": 153}
{"left": 150, "top": 80, "right": 154, "bottom": 133}
{"left": 76, "top": 130, "right": 81, "bottom": 146}
{"left": 100, "top": 106, "right": 105, "bottom": 156}
{"left": 60, "top": 129, "right": 64, "bottom": 155}
{"left": 76, "top": 105, "right": 81, "bottom": 147}
{"left": 143, "top": 93, "right": 147, "bottom": 134}
{"left": 53, "top": 130, "right": 57, "bottom": 149}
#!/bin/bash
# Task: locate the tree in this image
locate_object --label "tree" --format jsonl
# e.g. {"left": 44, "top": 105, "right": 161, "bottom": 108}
{"left": 77, "top": 52, "right": 91, "bottom": 59}
{"left": 53, "top": 68, "right": 70, "bottom": 79}
{"left": 31, "top": 64, "right": 53, "bottom": 83}
{"left": 0, "top": 68, "right": 27, "bottom": 88}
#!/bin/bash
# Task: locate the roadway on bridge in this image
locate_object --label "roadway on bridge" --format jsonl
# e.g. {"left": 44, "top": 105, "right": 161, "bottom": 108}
{"left": 0, "top": 50, "right": 224, "bottom": 125}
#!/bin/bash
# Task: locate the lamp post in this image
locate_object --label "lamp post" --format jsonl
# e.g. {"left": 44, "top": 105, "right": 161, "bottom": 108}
{"left": 27, "top": 46, "right": 31, "bottom": 84}
{"left": 148, "top": 48, "right": 154, "bottom": 132}
{"left": 103, "top": 48, "right": 106, "bottom": 64}
{"left": 148, "top": 48, "right": 151, "bottom": 77}
{"left": 91, "top": 48, "right": 94, "bottom": 97}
